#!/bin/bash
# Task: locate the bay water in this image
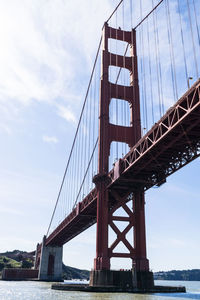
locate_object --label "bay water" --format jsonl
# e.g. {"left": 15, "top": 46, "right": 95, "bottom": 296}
{"left": 0, "top": 280, "right": 199, "bottom": 300}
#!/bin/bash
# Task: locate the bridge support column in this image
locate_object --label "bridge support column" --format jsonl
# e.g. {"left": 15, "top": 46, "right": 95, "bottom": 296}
{"left": 133, "top": 191, "right": 154, "bottom": 289}
{"left": 38, "top": 236, "right": 63, "bottom": 281}
{"left": 93, "top": 174, "right": 110, "bottom": 271}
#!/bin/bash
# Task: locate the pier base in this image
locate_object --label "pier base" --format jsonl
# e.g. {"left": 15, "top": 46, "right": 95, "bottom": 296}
{"left": 52, "top": 270, "right": 185, "bottom": 293}
{"left": 52, "top": 283, "right": 186, "bottom": 293}
{"left": 89, "top": 270, "right": 136, "bottom": 289}
{"left": 89, "top": 269, "right": 154, "bottom": 291}
{"left": 136, "top": 270, "right": 154, "bottom": 290}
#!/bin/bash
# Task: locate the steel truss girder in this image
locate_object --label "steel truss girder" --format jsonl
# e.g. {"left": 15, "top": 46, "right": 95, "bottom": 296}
{"left": 45, "top": 188, "right": 97, "bottom": 246}
{"left": 109, "top": 79, "right": 200, "bottom": 191}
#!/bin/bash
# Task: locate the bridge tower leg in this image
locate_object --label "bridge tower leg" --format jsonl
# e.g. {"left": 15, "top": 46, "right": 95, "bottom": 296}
{"left": 90, "top": 23, "right": 154, "bottom": 290}
{"left": 38, "top": 236, "right": 63, "bottom": 281}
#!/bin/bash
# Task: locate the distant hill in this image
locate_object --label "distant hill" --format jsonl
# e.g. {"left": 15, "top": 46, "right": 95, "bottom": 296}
{"left": 0, "top": 250, "right": 34, "bottom": 262}
{"left": 0, "top": 250, "right": 89, "bottom": 280}
{"left": 154, "top": 269, "right": 200, "bottom": 281}
{"left": 62, "top": 264, "right": 89, "bottom": 280}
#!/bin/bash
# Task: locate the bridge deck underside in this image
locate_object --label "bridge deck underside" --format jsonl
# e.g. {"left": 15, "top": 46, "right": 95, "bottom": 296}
{"left": 46, "top": 79, "right": 200, "bottom": 247}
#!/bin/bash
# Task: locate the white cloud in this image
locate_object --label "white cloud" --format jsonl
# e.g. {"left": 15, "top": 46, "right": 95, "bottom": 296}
{"left": 42, "top": 135, "right": 58, "bottom": 144}
{"left": 57, "top": 105, "right": 77, "bottom": 124}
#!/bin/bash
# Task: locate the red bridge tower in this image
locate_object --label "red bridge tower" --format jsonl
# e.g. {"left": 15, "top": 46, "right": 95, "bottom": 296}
{"left": 90, "top": 23, "right": 154, "bottom": 289}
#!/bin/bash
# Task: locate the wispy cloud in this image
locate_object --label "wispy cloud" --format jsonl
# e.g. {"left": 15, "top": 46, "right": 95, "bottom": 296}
{"left": 0, "top": 0, "right": 113, "bottom": 131}
{"left": 57, "top": 105, "right": 77, "bottom": 124}
{"left": 42, "top": 135, "right": 58, "bottom": 144}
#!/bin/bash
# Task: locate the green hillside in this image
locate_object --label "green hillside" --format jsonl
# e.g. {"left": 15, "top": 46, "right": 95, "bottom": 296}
{"left": 0, "top": 250, "right": 89, "bottom": 280}
{"left": 0, "top": 256, "right": 21, "bottom": 270}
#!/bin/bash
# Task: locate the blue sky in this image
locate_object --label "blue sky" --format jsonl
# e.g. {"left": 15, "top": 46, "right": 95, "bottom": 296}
{"left": 0, "top": 0, "right": 113, "bottom": 259}
{"left": 0, "top": 0, "right": 199, "bottom": 273}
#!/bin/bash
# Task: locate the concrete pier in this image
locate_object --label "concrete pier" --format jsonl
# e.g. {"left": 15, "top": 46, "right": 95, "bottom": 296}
{"left": 38, "top": 237, "right": 63, "bottom": 281}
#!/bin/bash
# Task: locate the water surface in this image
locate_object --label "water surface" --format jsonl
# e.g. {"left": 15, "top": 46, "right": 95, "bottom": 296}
{"left": 0, "top": 280, "right": 199, "bottom": 300}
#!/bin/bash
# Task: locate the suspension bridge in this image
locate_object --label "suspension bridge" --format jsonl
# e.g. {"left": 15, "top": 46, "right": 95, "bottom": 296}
{"left": 33, "top": 0, "right": 199, "bottom": 290}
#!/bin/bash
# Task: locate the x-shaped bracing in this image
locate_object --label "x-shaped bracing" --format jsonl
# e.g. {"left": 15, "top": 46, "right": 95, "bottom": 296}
{"left": 108, "top": 191, "right": 135, "bottom": 258}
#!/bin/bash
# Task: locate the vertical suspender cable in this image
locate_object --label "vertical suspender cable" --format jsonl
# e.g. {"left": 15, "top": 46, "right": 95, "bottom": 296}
{"left": 166, "top": 0, "right": 178, "bottom": 100}
{"left": 186, "top": 0, "right": 199, "bottom": 78}
{"left": 138, "top": 1, "right": 145, "bottom": 133}
{"left": 152, "top": 0, "right": 162, "bottom": 117}
{"left": 192, "top": 0, "right": 200, "bottom": 49}
{"left": 74, "top": 120, "right": 80, "bottom": 205}
{"left": 177, "top": 0, "right": 189, "bottom": 89}
{"left": 122, "top": 0, "right": 126, "bottom": 156}
{"left": 92, "top": 67, "right": 96, "bottom": 186}
{"left": 130, "top": 0, "right": 133, "bottom": 28}
{"left": 165, "top": 0, "right": 176, "bottom": 103}
{"left": 155, "top": 6, "right": 164, "bottom": 115}
{"left": 140, "top": 0, "right": 148, "bottom": 131}
{"left": 109, "top": 25, "right": 113, "bottom": 168}
{"left": 147, "top": 17, "right": 155, "bottom": 125}
{"left": 115, "top": 8, "right": 119, "bottom": 161}
{"left": 88, "top": 86, "right": 92, "bottom": 191}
